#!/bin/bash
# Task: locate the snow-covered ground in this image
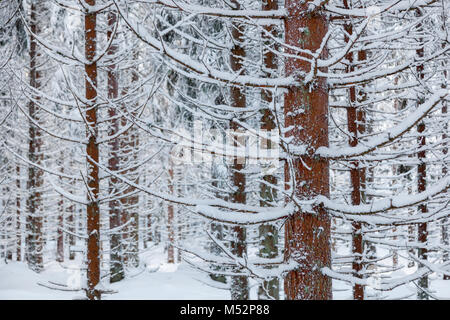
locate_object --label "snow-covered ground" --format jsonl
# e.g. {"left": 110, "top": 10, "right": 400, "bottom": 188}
{"left": 1, "top": 245, "right": 449, "bottom": 300}
{"left": 333, "top": 273, "right": 450, "bottom": 300}
{"left": 0, "top": 245, "right": 229, "bottom": 300}
{"left": 0, "top": 261, "right": 228, "bottom": 300}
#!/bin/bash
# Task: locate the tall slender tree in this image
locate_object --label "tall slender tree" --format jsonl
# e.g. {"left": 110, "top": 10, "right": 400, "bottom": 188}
{"left": 229, "top": 0, "right": 249, "bottom": 300}
{"left": 283, "top": 0, "right": 332, "bottom": 300}
{"left": 343, "top": 0, "right": 364, "bottom": 299}
{"left": 106, "top": 8, "right": 125, "bottom": 283}
{"left": 415, "top": 8, "right": 429, "bottom": 300}
{"left": 84, "top": 0, "right": 101, "bottom": 300}
{"left": 258, "top": 0, "right": 280, "bottom": 301}
{"left": 26, "top": 0, "right": 45, "bottom": 273}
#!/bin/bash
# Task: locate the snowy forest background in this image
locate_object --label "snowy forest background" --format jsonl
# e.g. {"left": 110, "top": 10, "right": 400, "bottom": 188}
{"left": 0, "top": 0, "right": 449, "bottom": 300}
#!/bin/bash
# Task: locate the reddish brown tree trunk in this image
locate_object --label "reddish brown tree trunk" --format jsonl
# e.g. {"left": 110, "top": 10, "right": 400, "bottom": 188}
{"left": 67, "top": 180, "right": 76, "bottom": 260}
{"left": 349, "top": 144, "right": 363, "bottom": 301}
{"left": 85, "top": 0, "right": 101, "bottom": 300}
{"left": 176, "top": 166, "right": 182, "bottom": 263}
{"left": 441, "top": 18, "right": 449, "bottom": 280}
{"left": 229, "top": 0, "right": 248, "bottom": 300}
{"left": 343, "top": 8, "right": 364, "bottom": 299}
{"left": 257, "top": 0, "right": 280, "bottom": 301}
{"left": 443, "top": 87, "right": 449, "bottom": 280}
{"left": 16, "top": 164, "right": 21, "bottom": 261}
{"left": 283, "top": 0, "right": 331, "bottom": 300}
{"left": 56, "top": 211, "right": 64, "bottom": 262}
{"left": 167, "top": 159, "right": 175, "bottom": 264}
{"left": 26, "top": 1, "right": 44, "bottom": 272}
{"left": 57, "top": 166, "right": 64, "bottom": 263}
{"left": 106, "top": 9, "right": 125, "bottom": 283}
{"left": 416, "top": 11, "right": 428, "bottom": 298}
{"left": 167, "top": 162, "right": 175, "bottom": 264}
{"left": 417, "top": 120, "right": 428, "bottom": 298}
{"left": 56, "top": 154, "right": 65, "bottom": 263}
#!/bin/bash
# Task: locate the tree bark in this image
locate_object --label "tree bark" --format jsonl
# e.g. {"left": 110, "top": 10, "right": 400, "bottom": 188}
{"left": 56, "top": 161, "right": 64, "bottom": 263}
{"left": 167, "top": 160, "right": 175, "bottom": 264}
{"left": 106, "top": 9, "right": 125, "bottom": 283}
{"left": 283, "top": 0, "right": 332, "bottom": 300}
{"left": 67, "top": 169, "right": 76, "bottom": 261}
{"left": 26, "top": 0, "right": 44, "bottom": 273}
{"left": 16, "top": 164, "right": 21, "bottom": 261}
{"left": 343, "top": 8, "right": 364, "bottom": 299}
{"left": 257, "top": 0, "right": 280, "bottom": 301}
{"left": 84, "top": 0, "right": 101, "bottom": 300}
{"left": 442, "top": 83, "right": 449, "bottom": 280}
{"left": 417, "top": 120, "right": 428, "bottom": 299}
{"left": 441, "top": 14, "right": 449, "bottom": 280}
{"left": 229, "top": 0, "right": 249, "bottom": 300}
{"left": 416, "top": 9, "right": 428, "bottom": 298}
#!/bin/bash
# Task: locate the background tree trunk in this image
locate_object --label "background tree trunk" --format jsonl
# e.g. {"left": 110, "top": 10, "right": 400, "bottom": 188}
{"left": 229, "top": 0, "right": 248, "bottom": 300}
{"left": 26, "top": 0, "right": 44, "bottom": 273}
{"left": 415, "top": 9, "right": 428, "bottom": 300}
{"left": 342, "top": 4, "right": 365, "bottom": 298}
{"left": 56, "top": 160, "right": 64, "bottom": 263}
{"left": 167, "top": 158, "right": 175, "bottom": 264}
{"left": 258, "top": 0, "right": 280, "bottom": 301}
{"left": 441, "top": 13, "right": 449, "bottom": 280}
{"left": 283, "top": 0, "right": 332, "bottom": 300}
{"left": 107, "top": 9, "right": 125, "bottom": 283}
{"left": 16, "top": 164, "right": 21, "bottom": 261}
{"left": 84, "top": 0, "right": 101, "bottom": 300}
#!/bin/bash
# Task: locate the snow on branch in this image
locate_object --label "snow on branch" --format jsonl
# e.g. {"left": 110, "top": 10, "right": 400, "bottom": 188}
{"left": 314, "top": 89, "right": 448, "bottom": 159}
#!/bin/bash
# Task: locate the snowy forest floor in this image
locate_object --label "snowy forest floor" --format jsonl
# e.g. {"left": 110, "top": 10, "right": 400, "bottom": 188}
{"left": 1, "top": 245, "right": 450, "bottom": 299}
